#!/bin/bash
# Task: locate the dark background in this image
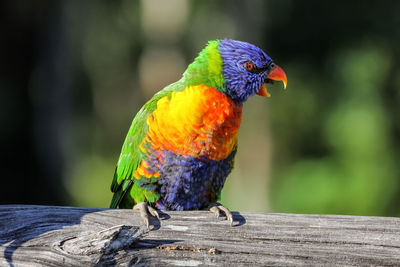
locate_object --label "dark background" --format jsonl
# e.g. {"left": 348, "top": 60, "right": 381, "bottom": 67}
{"left": 1, "top": 0, "right": 400, "bottom": 216}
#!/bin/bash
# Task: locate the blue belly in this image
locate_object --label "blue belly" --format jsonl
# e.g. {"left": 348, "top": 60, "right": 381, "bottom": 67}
{"left": 153, "top": 150, "right": 236, "bottom": 211}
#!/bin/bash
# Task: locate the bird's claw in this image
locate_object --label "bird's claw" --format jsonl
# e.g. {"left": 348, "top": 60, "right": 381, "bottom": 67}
{"left": 133, "top": 202, "right": 160, "bottom": 229}
{"left": 209, "top": 203, "right": 233, "bottom": 226}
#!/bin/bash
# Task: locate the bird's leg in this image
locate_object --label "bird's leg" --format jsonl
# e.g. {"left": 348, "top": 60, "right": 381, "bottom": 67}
{"left": 133, "top": 202, "right": 160, "bottom": 229}
{"left": 208, "top": 202, "right": 233, "bottom": 226}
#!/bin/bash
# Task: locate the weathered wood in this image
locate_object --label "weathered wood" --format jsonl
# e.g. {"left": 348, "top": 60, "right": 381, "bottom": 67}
{"left": 0, "top": 205, "right": 399, "bottom": 266}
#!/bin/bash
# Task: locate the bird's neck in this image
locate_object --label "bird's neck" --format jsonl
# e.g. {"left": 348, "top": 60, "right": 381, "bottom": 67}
{"left": 182, "top": 40, "right": 226, "bottom": 93}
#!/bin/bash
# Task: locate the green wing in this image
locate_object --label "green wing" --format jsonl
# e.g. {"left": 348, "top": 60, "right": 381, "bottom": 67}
{"left": 109, "top": 80, "right": 185, "bottom": 208}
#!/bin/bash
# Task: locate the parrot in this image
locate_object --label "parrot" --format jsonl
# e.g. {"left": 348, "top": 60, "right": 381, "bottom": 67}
{"left": 109, "top": 39, "right": 287, "bottom": 227}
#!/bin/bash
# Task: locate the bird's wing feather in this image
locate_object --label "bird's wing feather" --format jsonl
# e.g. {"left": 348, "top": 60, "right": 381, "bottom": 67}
{"left": 110, "top": 80, "right": 185, "bottom": 208}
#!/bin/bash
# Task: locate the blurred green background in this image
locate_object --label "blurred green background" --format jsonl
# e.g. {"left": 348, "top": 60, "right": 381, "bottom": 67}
{"left": 1, "top": 0, "right": 400, "bottom": 217}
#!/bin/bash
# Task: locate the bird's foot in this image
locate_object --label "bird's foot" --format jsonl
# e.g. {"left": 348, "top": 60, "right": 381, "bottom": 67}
{"left": 133, "top": 202, "right": 160, "bottom": 229}
{"left": 208, "top": 202, "right": 233, "bottom": 226}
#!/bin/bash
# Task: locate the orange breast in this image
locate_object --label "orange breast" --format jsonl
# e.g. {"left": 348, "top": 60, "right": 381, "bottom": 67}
{"left": 142, "top": 85, "right": 242, "bottom": 161}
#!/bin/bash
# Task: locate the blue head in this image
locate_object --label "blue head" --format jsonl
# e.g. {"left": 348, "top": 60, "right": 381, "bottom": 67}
{"left": 219, "top": 39, "right": 286, "bottom": 103}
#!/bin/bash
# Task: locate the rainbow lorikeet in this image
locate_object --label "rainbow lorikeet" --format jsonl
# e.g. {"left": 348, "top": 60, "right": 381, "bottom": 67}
{"left": 110, "top": 39, "right": 287, "bottom": 227}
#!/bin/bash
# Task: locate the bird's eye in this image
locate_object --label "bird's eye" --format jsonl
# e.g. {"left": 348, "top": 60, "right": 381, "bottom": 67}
{"left": 269, "top": 62, "right": 276, "bottom": 70}
{"left": 245, "top": 62, "right": 254, "bottom": 71}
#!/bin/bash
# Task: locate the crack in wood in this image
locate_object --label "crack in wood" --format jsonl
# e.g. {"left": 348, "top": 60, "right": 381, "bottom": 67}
{"left": 60, "top": 225, "right": 145, "bottom": 256}
{"left": 155, "top": 245, "right": 221, "bottom": 255}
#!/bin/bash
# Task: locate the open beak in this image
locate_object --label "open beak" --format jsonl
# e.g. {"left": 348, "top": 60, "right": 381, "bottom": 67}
{"left": 257, "top": 65, "right": 287, "bottom": 97}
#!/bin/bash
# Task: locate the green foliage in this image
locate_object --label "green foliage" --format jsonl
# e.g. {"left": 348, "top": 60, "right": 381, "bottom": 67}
{"left": 271, "top": 45, "right": 399, "bottom": 216}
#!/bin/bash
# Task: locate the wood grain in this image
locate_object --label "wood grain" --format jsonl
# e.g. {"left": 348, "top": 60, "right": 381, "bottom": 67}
{"left": 0, "top": 205, "right": 399, "bottom": 266}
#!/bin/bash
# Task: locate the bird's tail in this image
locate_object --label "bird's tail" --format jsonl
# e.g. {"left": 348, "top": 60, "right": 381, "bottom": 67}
{"left": 109, "top": 179, "right": 133, "bottom": 208}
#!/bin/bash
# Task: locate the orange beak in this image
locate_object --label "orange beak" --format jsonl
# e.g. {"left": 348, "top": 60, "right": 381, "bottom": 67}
{"left": 257, "top": 64, "right": 287, "bottom": 97}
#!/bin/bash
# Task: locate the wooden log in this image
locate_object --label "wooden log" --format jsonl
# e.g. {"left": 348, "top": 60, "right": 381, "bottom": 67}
{"left": 0, "top": 205, "right": 399, "bottom": 266}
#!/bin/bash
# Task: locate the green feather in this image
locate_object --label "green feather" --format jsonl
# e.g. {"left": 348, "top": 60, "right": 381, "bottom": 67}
{"left": 184, "top": 40, "right": 225, "bottom": 91}
{"left": 109, "top": 40, "right": 225, "bottom": 208}
{"left": 109, "top": 179, "right": 133, "bottom": 208}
